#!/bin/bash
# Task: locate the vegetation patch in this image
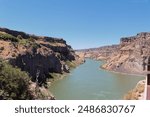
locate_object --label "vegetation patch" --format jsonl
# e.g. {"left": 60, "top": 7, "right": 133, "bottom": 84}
{"left": 65, "top": 60, "right": 76, "bottom": 68}
{"left": 49, "top": 73, "right": 63, "bottom": 81}
{"left": 19, "top": 39, "right": 29, "bottom": 46}
{"left": 0, "top": 32, "right": 19, "bottom": 42}
{"left": 0, "top": 59, "right": 33, "bottom": 99}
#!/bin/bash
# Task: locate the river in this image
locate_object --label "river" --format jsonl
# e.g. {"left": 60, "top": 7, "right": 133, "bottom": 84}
{"left": 49, "top": 59, "right": 144, "bottom": 100}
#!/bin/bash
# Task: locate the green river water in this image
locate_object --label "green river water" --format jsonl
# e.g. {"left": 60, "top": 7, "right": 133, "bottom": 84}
{"left": 49, "top": 59, "right": 144, "bottom": 100}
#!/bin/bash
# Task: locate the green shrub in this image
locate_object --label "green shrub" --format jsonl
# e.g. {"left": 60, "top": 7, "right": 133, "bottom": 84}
{"left": 0, "top": 59, "right": 32, "bottom": 99}
{"left": 0, "top": 33, "right": 19, "bottom": 42}
{"left": 19, "top": 37, "right": 36, "bottom": 46}
{"left": 28, "top": 37, "right": 35, "bottom": 42}
{"left": 19, "top": 39, "right": 28, "bottom": 46}
{"left": 65, "top": 60, "right": 76, "bottom": 68}
{"left": 17, "top": 35, "right": 23, "bottom": 40}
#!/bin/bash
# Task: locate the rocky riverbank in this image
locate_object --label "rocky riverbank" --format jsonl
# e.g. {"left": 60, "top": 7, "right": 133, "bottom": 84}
{"left": 0, "top": 27, "right": 84, "bottom": 100}
{"left": 80, "top": 32, "right": 150, "bottom": 75}
{"left": 124, "top": 80, "right": 145, "bottom": 100}
{"left": 104, "top": 33, "right": 150, "bottom": 75}
{"left": 78, "top": 32, "right": 150, "bottom": 100}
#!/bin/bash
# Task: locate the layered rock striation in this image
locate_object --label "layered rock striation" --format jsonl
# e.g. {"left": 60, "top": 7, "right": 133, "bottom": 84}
{"left": 102, "top": 32, "right": 150, "bottom": 75}
{"left": 78, "top": 45, "right": 119, "bottom": 61}
{"left": 80, "top": 33, "right": 150, "bottom": 100}
{"left": 82, "top": 32, "right": 150, "bottom": 75}
{"left": 0, "top": 27, "right": 84, "bottom": 99}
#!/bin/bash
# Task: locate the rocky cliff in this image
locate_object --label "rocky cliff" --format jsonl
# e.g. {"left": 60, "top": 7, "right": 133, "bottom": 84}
{"left": 80, "top": 33, "right": 150, "bottom": 100}
{"left": 82, "top": 32, "right": 150, "bottom": 75}
{"left": 0, "top": 27, "right": 84, "bottom": 99}
{"left": 102, "top": 32, "right": 150, "bottom": 75}
{"left": 78, "top": 45, "right": 119, "bottom": 61}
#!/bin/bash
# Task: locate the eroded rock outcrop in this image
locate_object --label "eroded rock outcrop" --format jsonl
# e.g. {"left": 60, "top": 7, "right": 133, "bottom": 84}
{"left": 102, "top": 32, "right": 150, "bottom": 75}
{"left": 0, "top": 27, "right": 83, "bottom": 82}
{"left": 0, "top": 27, "right": 84, "bottom": 99}
{"left": 82, "top": 32, "right": 150, "bottom": 75}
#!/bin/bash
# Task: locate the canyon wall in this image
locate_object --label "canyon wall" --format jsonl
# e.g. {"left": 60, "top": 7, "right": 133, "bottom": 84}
{"left": 0, "top": 27, "right": 84, "bottom": 99}
{"left": 103, "top": 32, "right": 150, "bottom": 75}
{"left": 78, "top": 45, "right": 120, "bottom": 61}
{"left": 82, "top": 32, "right": 150, "bottom": 75}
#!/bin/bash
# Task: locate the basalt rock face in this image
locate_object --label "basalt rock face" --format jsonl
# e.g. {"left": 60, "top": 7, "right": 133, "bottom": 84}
{"left": 0, "top": 27, "right": 80, "bottom": 84}
{"left": 13, "top": 51, "right": 62, "bottom": 83}
{"left": 102, "top": 32, "right": 150, "bottom": 75}
{"left": 81, "top": 32, "right": 150, "bottom": 75}
{"left": 12, "top": 44, "right": 76, "bottom": 84}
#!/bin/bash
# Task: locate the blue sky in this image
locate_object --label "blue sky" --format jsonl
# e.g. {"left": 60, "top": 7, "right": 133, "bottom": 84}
{"left": 0, "top": 0, "right": 150, "bottom": 49}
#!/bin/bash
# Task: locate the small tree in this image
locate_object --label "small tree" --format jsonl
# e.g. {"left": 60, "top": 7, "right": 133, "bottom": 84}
{"left": 0, "top": 59, "right": 33, "bottom": 99}
{"left": 17, "top": 35, "right": 23, "bottom": 40}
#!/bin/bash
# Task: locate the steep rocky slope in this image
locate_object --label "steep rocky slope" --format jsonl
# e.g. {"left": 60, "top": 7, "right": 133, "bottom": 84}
{"left": 102, "top": 32, "right": 150, "bottom": 75}
{"left": 81, "top": 33, "right": 150, "bottom": 100}
{"left": 82, "top": 32, "right": 150, "bottom": 75}
{"left": 0, "top": 27, "right": 84, "bottom": 99}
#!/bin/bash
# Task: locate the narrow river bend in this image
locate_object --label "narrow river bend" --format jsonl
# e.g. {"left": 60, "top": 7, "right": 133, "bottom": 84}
{"left": 50, "top": 59, "right": 144, "bottom": 100}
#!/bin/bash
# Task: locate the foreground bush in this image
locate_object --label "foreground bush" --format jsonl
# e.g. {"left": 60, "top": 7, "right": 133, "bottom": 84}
{"left": 0, "top": 59, "right": 32, "bottom": 99}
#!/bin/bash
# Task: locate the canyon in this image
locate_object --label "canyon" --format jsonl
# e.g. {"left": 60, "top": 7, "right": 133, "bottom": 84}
{"left": 82, "top": 32, "right": 150, "bottom": 75}
{"left": 0, "top": 27, "right": 149, "bottom": 100}
{"left": 80, "top": 32, "right": 150, "bottom": 99}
